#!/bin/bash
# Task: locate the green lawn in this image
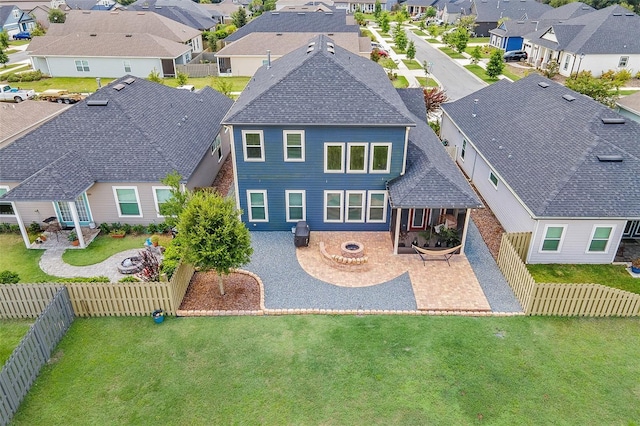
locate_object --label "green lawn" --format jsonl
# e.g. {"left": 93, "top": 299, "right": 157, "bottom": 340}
{"left": 12, "top": 316, "right": 640, "bottom": 424}
{"left": 391, "top": 75, "right": 409, "bottom": 88}
{"left": 390, "top": 46, "right": 405, "bottom": 55}
{"left": 0, "top": 63, "right": 29, "bottom": 74}
{"left": 416, "top": 76, "right": 439, "bottom": 87}
{"left": 8, "top": 39, "right": 30, "bottom": 46}
{"left": 0, "top": 234, "right": 58, "bottom": 283}
{"left": 410, "top": 29, "right": 428, "bottom": 36}
{"left": 469, "top": 37, "right": 490, "bottom": 43}
{"left": 0, "top": 319, "right": 32, "bottom": 368}
{"left": 402, "top": 59, "right": 423, "bottom": 70}
{"left": 528, "top": 264, "right": 640, "bottom": 294}
{"left": 464, "top": 64, "right": 499, "bottom": 83}
{"left": 62, "top": 234, "right": 173, "bottom": 266}
{"left": 616, "top": 89, "right": 640, "bottom": 96}
{"left": 501, "top": 68, "right": 522, "bottom": 81}
{"left": 163, "top": 76, "right": 250, "bottom": 93}
{"left": 439, "top": 46, "right": 465, "bottom": 59}
{"left": 426, "top": 38, "right": 440, "bottom": 43}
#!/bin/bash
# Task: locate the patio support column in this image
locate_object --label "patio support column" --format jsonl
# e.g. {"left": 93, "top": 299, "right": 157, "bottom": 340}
{"left": 69, "top": 201, "right": 85, "bottom": 248}
{"left": 13, "top": 204, "right": 31, "bottom": 249}
{"left": 460, "top": 208, "right": 471, "bottom": 253}
{"left": 393, "top": 208, "right": 401, "bottom": 255}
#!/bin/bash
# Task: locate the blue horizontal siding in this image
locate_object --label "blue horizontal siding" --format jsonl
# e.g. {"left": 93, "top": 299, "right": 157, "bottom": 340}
{"left": 234, "top": 125, "right": 406, "bottom": 231}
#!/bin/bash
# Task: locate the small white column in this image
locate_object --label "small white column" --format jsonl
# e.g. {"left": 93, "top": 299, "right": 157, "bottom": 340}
{"left": 393, "top": 208, "right": 402, "bottom": 255}
{"left": 69, "top": 201, "right": 86, "bottom": 248}
{"left": 13, "top": 203, "right": 31, "bottom": 249}
{"left": 460, "top": 208, "right": 471, "bottom": 253}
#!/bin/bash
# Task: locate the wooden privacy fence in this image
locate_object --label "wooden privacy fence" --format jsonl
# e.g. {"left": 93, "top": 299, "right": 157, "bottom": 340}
{"left": 0, "top": 287, "right": 74, "bottom": 426}
{"left": 0, "top": 262, "right": 195, "bottom": 319}
{"left": 497, "top": 233, "right": 640, "bottom": 316}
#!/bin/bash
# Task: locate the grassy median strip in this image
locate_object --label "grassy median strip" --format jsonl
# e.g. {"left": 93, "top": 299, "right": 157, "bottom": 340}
{"left": 11, "top": 315, "right": 640, "bottom": 424}
{"left": 464, "top": 64, "right": 499, "bottom": 84}
{"left": 439, "top": 46, "right": 465, "bottom": 59}
{"left": 402, "top": 59, "right": 424, "bottom": 70}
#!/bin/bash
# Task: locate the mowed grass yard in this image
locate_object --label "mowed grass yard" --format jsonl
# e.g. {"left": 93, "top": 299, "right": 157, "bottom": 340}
{"left": 11, "top": 316, "right": 640, "bottom": 425}
{"left": 0, "top": 319, "right": 32, "bottom": 367}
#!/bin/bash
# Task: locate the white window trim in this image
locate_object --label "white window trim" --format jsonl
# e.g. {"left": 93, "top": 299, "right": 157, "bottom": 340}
{"left": 324, "top": 190, "right": 344, "bottom": 223}
{"left": 0, "top": 185, "right": 16, "bottom": 217}
{"left": 345, "top": 190, "right": 366, "bottom": 223}
{"left": 347, "top": 143, "right": 368, "bottom": 173}
{"left": 283, "top": 130, "right": 305, "bottom": 162}
{"left": 242, "top": 130, "right": 265, "bottom": 162}
{"left": 539, "top": 224, "right": 567, "bottom": 253}
{"left": 112, "top": 186, "right": 142, "bottom": 218}
{"left": 324, "top": 143, "right": 345, "bottom": 173}
{"left": 460, "top": 139, "right": 466, "bottom": 161}
{"left": 74, "top": 59, "right": 89, "bottom": 72}
{"left": 369, "top": 143, "right": 392, "bottom": 173}
{"left": 123, "top": 60, "right": 131, "bottom": 72}
{"left": 367, "top": 191, "right": 387, "bottom": 223}
{"left": 152, "top": 186, "right": 171, "bottom": 218}
{"left": 411, "top": 208, "right": 425, "bottom": 228}
{"left": 489, "top": 171, "right": 499, "bottom": 189}
{"left": 285, "top": 190, "right": 306, "bottom": 222}
{"left": 246, "top": 190, "right": 268, "bottom": 222}
{"left": 585, "top": 224, "right": 616, "bottom": 254}
{"left": 618, "top": 56, "right": 629, "bottom": 68}
{"left": 211, "top": 133, "right": 223, "bottom": 162}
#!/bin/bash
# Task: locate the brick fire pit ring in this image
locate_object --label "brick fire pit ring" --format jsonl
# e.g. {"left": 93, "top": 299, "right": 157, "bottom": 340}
{"left": 341, "top": 241, "right": 364, "bottom": 258}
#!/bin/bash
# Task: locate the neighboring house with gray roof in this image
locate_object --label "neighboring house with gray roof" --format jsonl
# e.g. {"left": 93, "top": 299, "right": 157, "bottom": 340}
{"left": 215, "top": 31, "right": 371, "bottom": 76}
{"left": 223, "top": 34, "right": 480, "bottom": 255}
{"left": 0, "top": 4, "right": 35, "bottom": 36}
{"left": 127, "top": 0, "right": 217, "bottom": 30}
{"left": 615, "top": 91, "right": 640, "bottom": 124}
{"left": 65, "top": 0, "right": 116, "bottom": 10}
{"left": 522, "top": 5, "right": 640, "bottom": 77}
{"left": 199, "top": 0, "right": 246, "bottom": 24}
{"left": 27, "top": 10, "right": 203, "bottom": 77}
{"left": 333, "top": 0, "right": 394, "bottom": 12}
{"left": 441, "top": 74, "right": 640, "bottom": 264}
{"left": 0, "top": 76, "right": 234, "bottom": 249}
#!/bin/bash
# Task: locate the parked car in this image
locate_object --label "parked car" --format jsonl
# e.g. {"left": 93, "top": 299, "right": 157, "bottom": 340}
{"left": 373, "top": 48, "right": 389, "bottom": 58}
{"left": 426, "top": 18, "right": 444, "bottom": 26}
{"left": 0, "top": 84, "right": 35, "bottom": 102}
{"left": 411, "top": 13, "right": 424, "bottom": 21}
{"left": 503, "top": 50, "right": 527, "bottom": 62}
{"left": 13, "top": 31, "right": 31, "bottom": 40}
{"left": 371, "top": 42, "right": 382, "bottom": 49}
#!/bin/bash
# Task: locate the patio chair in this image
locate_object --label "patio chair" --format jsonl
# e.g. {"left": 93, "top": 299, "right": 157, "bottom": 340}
{"left": 412, "top": 244, "right": 462, "bottom": 266}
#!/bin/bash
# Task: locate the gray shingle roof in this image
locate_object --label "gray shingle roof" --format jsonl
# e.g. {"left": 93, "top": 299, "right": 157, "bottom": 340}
{"left": 0, "top": 76, "right": 233, "bottom": 202}
{"left": 536, "top": 1, "right": 594, "bottom": 21}
{"left": 441, "top": 74, "right": 640, "bottom": 219}
{"left": 388, "top": 89, "right": 482, "bottom": 209}
{"left": 128, "top": 0, "right": 217, "bottom": 30}
{"left": 489, "top": 20, "right": 538, "bottom": 38}
{"left": 223, "top": 34, "right": 415, "bottom": 126}
{"left": 472, "top": 0, "right": 551, "bottom": 23}
{"left": 224, "top": 9, "right": 359, "bottom": 42}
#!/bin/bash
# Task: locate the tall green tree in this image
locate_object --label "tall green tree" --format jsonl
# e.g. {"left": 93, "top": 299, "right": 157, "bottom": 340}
{"left": 231, "top": 7, "right": 247, "bottom": 28}
{"left": 374, "top": 0, "right": 382, "bottom": 19}
{"left": 406, "top": 40, "right": 416, "bottom": 60}
{"left": 0, "top": 49, "right": 8, "bottom": 68}
{"left": 485, "top": 49, "right": 504, "bottom": 79}
{"left": 176, "top": 191, "right": 253, "bottom": 295}
{"left": 159, "top": 171, "right": 191, "bottom": 227}
{"left": 453, "top": 28, "right": 469, "bottom": 53}
{"left": 48, "top": 9, "right": 65, "bottom": 23}
{"left": 0, "top": 31, "right": 8, "bottom": 49}
{"left": 378, "top": 11, "right": 390, "bottom": 33}
{"left": 425, "top": 6, "right": 437, "bottom": 17}
{"left": 394, "top": 28, "right": 408, "bottom": 51}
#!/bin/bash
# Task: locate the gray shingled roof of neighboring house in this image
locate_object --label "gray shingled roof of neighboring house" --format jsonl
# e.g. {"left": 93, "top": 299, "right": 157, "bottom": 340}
{"left": 536, "top": 1, "right": 594, "bottom": 21}
{"left": 441, "top": 74, "right": 640, "bottom": 219}
{"left": 404, "top": 0, "right": 435, "bottom": 7}
{"left": 0, "top": 76, "right": 234, "bottom": 202}
{"left": 388, "top": 89, "right": 482, "bottom": 209}
{"left": 526, "top": 5, "right": 640, "bottom": 54}
{"left": 489, "top": 20, "right": 538, "bottom": 38}
{"left": 46, "top": 9, "right": 200, "bottom": 42}
{"left": 216, "top": 32, "right": 367, "bottom": 56}
{"left": 223, "top": 35, "right": 415, "bottom": 126}
{"left": 27, "top": 32, "right": 191, "bottom": 57}
{"left": 0, "top": 5, "right": 17, "bottom": 24}
{"left": 224, "top": 9, "right": 358, "bottom": 42}
{"left": 473, "top": 0, "right": 551, "bottom": 22}
{"left": 128, "top": 0, "right": 217, "bottom": 30}
{"left": 65, "top": 0, "right": 104, "bottom": 10}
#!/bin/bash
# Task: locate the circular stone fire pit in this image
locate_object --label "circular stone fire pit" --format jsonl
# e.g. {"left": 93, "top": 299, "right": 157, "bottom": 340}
{"left": 117, "top": 256, "right": 143, "bottom": 274}
{"left": 341, "top": 241, "right": 364, "bottom": 258}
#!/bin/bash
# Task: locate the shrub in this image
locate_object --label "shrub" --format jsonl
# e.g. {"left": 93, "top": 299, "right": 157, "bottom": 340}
{"left": 160, "top": 241, "right": 181, "bottom": 280}
{"left": 156, "top": 222, "right": 169, "bottom": 233}
{"left": 119, "top": 276, "right": 140, "bottom": 282}
{"left": 110, "top": 222, "right": 122, "bottom": 231}
{"left": 28, "top": 221, "right": 42, "bottom": 234}
{"left": 131, "top": 224, "right": 146, "bottom": 235}
{"left": 636, "top": 70, "right": 640, "bottom": 79}
{"left": 7, "top": 70, "right": 43, "bottom": 83}
{"left": 121, "top": 223, "right": 132, "bottom": 234}
{"left": 98, "top": 222, "right": 111, "bottom": 234}
{"left": 0, "top": 223, "right": 20, "bottom": 233}
{"left": 543, "top": 60, "right": 559, "bottom": 78}
{"left": 146, "top": 223, "right": 158, "bottom": 234}
{"left": 0, "top": 270, "right": 20, "bottom": 284}
{"left": 613, "top": 69, "right": 632, "bottom": 87}
{"left": 57, "top": 276, "right": 110, "bottom": 283}
{"left": 600, "top": 69, "right": 616, "bottom": 81}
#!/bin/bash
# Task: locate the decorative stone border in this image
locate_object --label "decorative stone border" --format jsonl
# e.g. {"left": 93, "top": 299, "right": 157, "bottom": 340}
{"left": 319, "top": 242, "right": 368, "bottom": 266}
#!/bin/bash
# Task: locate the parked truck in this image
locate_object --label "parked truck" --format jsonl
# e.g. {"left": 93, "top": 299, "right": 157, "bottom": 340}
{"left": 0, "top": 85, "right": 35, "bottom": 103}
{"left": 39, "top": 89, "right": 85, "bottom": 104}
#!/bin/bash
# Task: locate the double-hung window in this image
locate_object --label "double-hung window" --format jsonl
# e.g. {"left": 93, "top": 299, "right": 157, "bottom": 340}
{"left": 345, "top": 191, "right": 365, "bottom": 222}
{"left": 152, "top": 186, "right": 172, "bottom": 217}
{"left": 367, "top": 191, "right": 387, "bottom": 222}
{"left": 285, "top": 190, "right": 305, "bottom": 222}
{"left": 247, "top": 190, "right": 268, "bottom": 222}
{"left": 0, "top": 186, "right": 15, "bottom": 216}
{"left": 461, "top": 140, "right": 466, "bottom": 160}
{"left": 211, "top": 134, "right": 223, "bottom": 161}
{"left": 113, "top": 187, "right": 142, "bottom": 217}
{"left": 123, "top": 60, "right": 132, "bottom": 73}
{"left": 324, "top": 191, "right": 343, "bottom": 222}
{"left": 75, "top": 60, "right": 90, "bottom": 72}
{"left": 587, "top": 226, "right": 614, "bottom": 253}
{"left": 242, "top": 130, "right": 264, "bottom": 161}
{"left": 540, "top": 225, "right": 565, "bottom": 252}
{"left": 370, "top": 143, "right": 391, "bottom": 173}
{"left": 283, "top": 131, "right": 305, "bottom": 161}
{"left": 324, "top": 143, "right": 344, "bottom": 173}
{"left": 347, "top": 143, "right": 367, "bottom": 173}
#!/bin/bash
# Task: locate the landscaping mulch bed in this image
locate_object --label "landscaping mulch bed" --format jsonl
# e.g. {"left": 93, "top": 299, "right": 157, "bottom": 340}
{"left": 469, "top": 188, "right": 505, "bottom": 261}
{"left": 210, "top": 154, "right": 234, "bottom": 197}
{"left": 179, "top": 271, "right": 260, "bottom": 311}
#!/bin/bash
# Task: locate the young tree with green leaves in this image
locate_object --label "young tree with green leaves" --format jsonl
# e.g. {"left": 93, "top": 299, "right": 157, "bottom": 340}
{"left": 453, "top": 28, "right": 469, "bottom": 53}
{"left": 231, "top": 6, "right": 247, "bottom": 28}
{"left": 0, "top": 31, "right": 8, "bottom": 49}
{"left": 159, "top": 171, "right": 191, "bottom": 227}
{"left": 378, "top": 11, "right": 390, "bottom": 33}
{"left": 148, "top": 68, "right": 163, "bottom": 84}
{"left": 354, "top": 11, "right": 366, "bottom": 26}
{"left": 212, "top": 77, "right": 234, "bottom": 98}
{"left": 176, "top": 191, "right": 253, "bottom": 295}
{"left": 48, "top": 8, "right": 65, "bottom": 23}
{"left": 176, "top": 71, "right": 189, "bottom": 86}
{"left": 380, "top": 57, "right": 398, "bottom": 79}
{"left": 406, "top": 40, "right": 416, "bottom": 60}
{"left": 374, "top": 0, "right": 382, "bottom": 19}
{"left": 0, "top": 49, "right": 8, "bottom": 68}
{"left": 425, "top": 6, "right": 436, "bottom": 18}
{"left": 470, "top": 45, "right": 482, "bottom": 64}
{"left": 485, "top": 49, "right": 504, "bottom": 79}
{"left": 566, "top": 71, "right": 616, "bottom": 107}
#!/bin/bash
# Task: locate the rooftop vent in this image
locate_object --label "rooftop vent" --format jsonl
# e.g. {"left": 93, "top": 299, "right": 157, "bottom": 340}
{"left": 297, "top": 12, "right": 305, "bottom": 15}
{"left": 562, "top": 94, "right": 576, "bottom": 102}
{"left": 113, "top": 83, "right": 126, "bottom": 91}
{"left": 327, "top": 42, "right": 335, "bottom": 48}
{"left": 271, "top": 12, "right": 279, "bottom": 15}
{"left": 308, "top": 42, "right": 315, "bottom": 48}
{"left": 597, "top": 155, "right": 623, "bottom": 162}
{"left": 626, "top": 12, "right": 634, "bottom": 16}
{"left": 306, "top": 46, "right": 314, "bottom": 54}
{"left": 82, "top": 11, "right": 91, "bottom": 14}
{"left": 87, "top": 100, "right": 108, "bottom": 106}
{"left": 90, "top": 33, "right": 97, "bottom": 36}
{"left": 155, "top": 6, "right": 161, "bottom": 8}
{"left": 123, "top": 77, "right": 135, "bottom": 85}
{"left": 601, "top": 117, "right": 625, "bottom": 124}
{"left": 327, "top": 46, "right": 335, "bottom": 54}
{"left": 327, "top": 33, "right": 334, "bottom": 36}
{"left": 276, "top": 32, "right": 282, "bottom": 36}
{"left": 324, "top": 12, "right": 333, "bottom": 15}
{"left": 125, "top": 34, "right": 132, "bottom": 37}
{"left": 538, "top": 82, "right": 549, "bottom": 88}
{"left": 613, "top": 12, "right": 622, "bottom": 16}
{"left": 582, "top": 6, "right": 591, "bottom": 9}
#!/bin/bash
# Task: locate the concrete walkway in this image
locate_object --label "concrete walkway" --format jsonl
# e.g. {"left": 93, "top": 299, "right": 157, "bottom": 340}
{"left": 39, "top": 248, "right": 143, "bottom": 282}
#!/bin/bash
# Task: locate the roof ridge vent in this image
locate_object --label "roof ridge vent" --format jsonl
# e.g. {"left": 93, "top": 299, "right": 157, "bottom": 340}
{"left": 538, "top": 81, "right": 549, "bottom": 88}
{"left": 597, "top": 154, "right": 623, "bottom": 162}
{"left": 625, "top": 12, "right": 634, "bottom": 15}
{"left": 90, "top": 33, "right": 97, "bottom": 36}
{"left": 601, "top": 117, "right": 625, "bottom": 124}
{"left": 562, "top": 94, "right": 575, "bottom": 102}
{"left": 297, "top": 12, "right": 305, "bottom": 15}
{"left": 87, "top": 100, "right": 108, "bottom": 106}
{"left": 271, "top": 11, "right": 279, "bottom": 15}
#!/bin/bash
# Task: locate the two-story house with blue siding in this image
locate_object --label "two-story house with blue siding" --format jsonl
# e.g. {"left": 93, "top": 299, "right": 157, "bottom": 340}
{"left": 224, "top": 34, "right": 482, "bottom": 254}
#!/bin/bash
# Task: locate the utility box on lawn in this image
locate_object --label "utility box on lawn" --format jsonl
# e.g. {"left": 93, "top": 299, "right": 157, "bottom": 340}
{"left": 294, "top": 221, "right": 310, "bottom": 247}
